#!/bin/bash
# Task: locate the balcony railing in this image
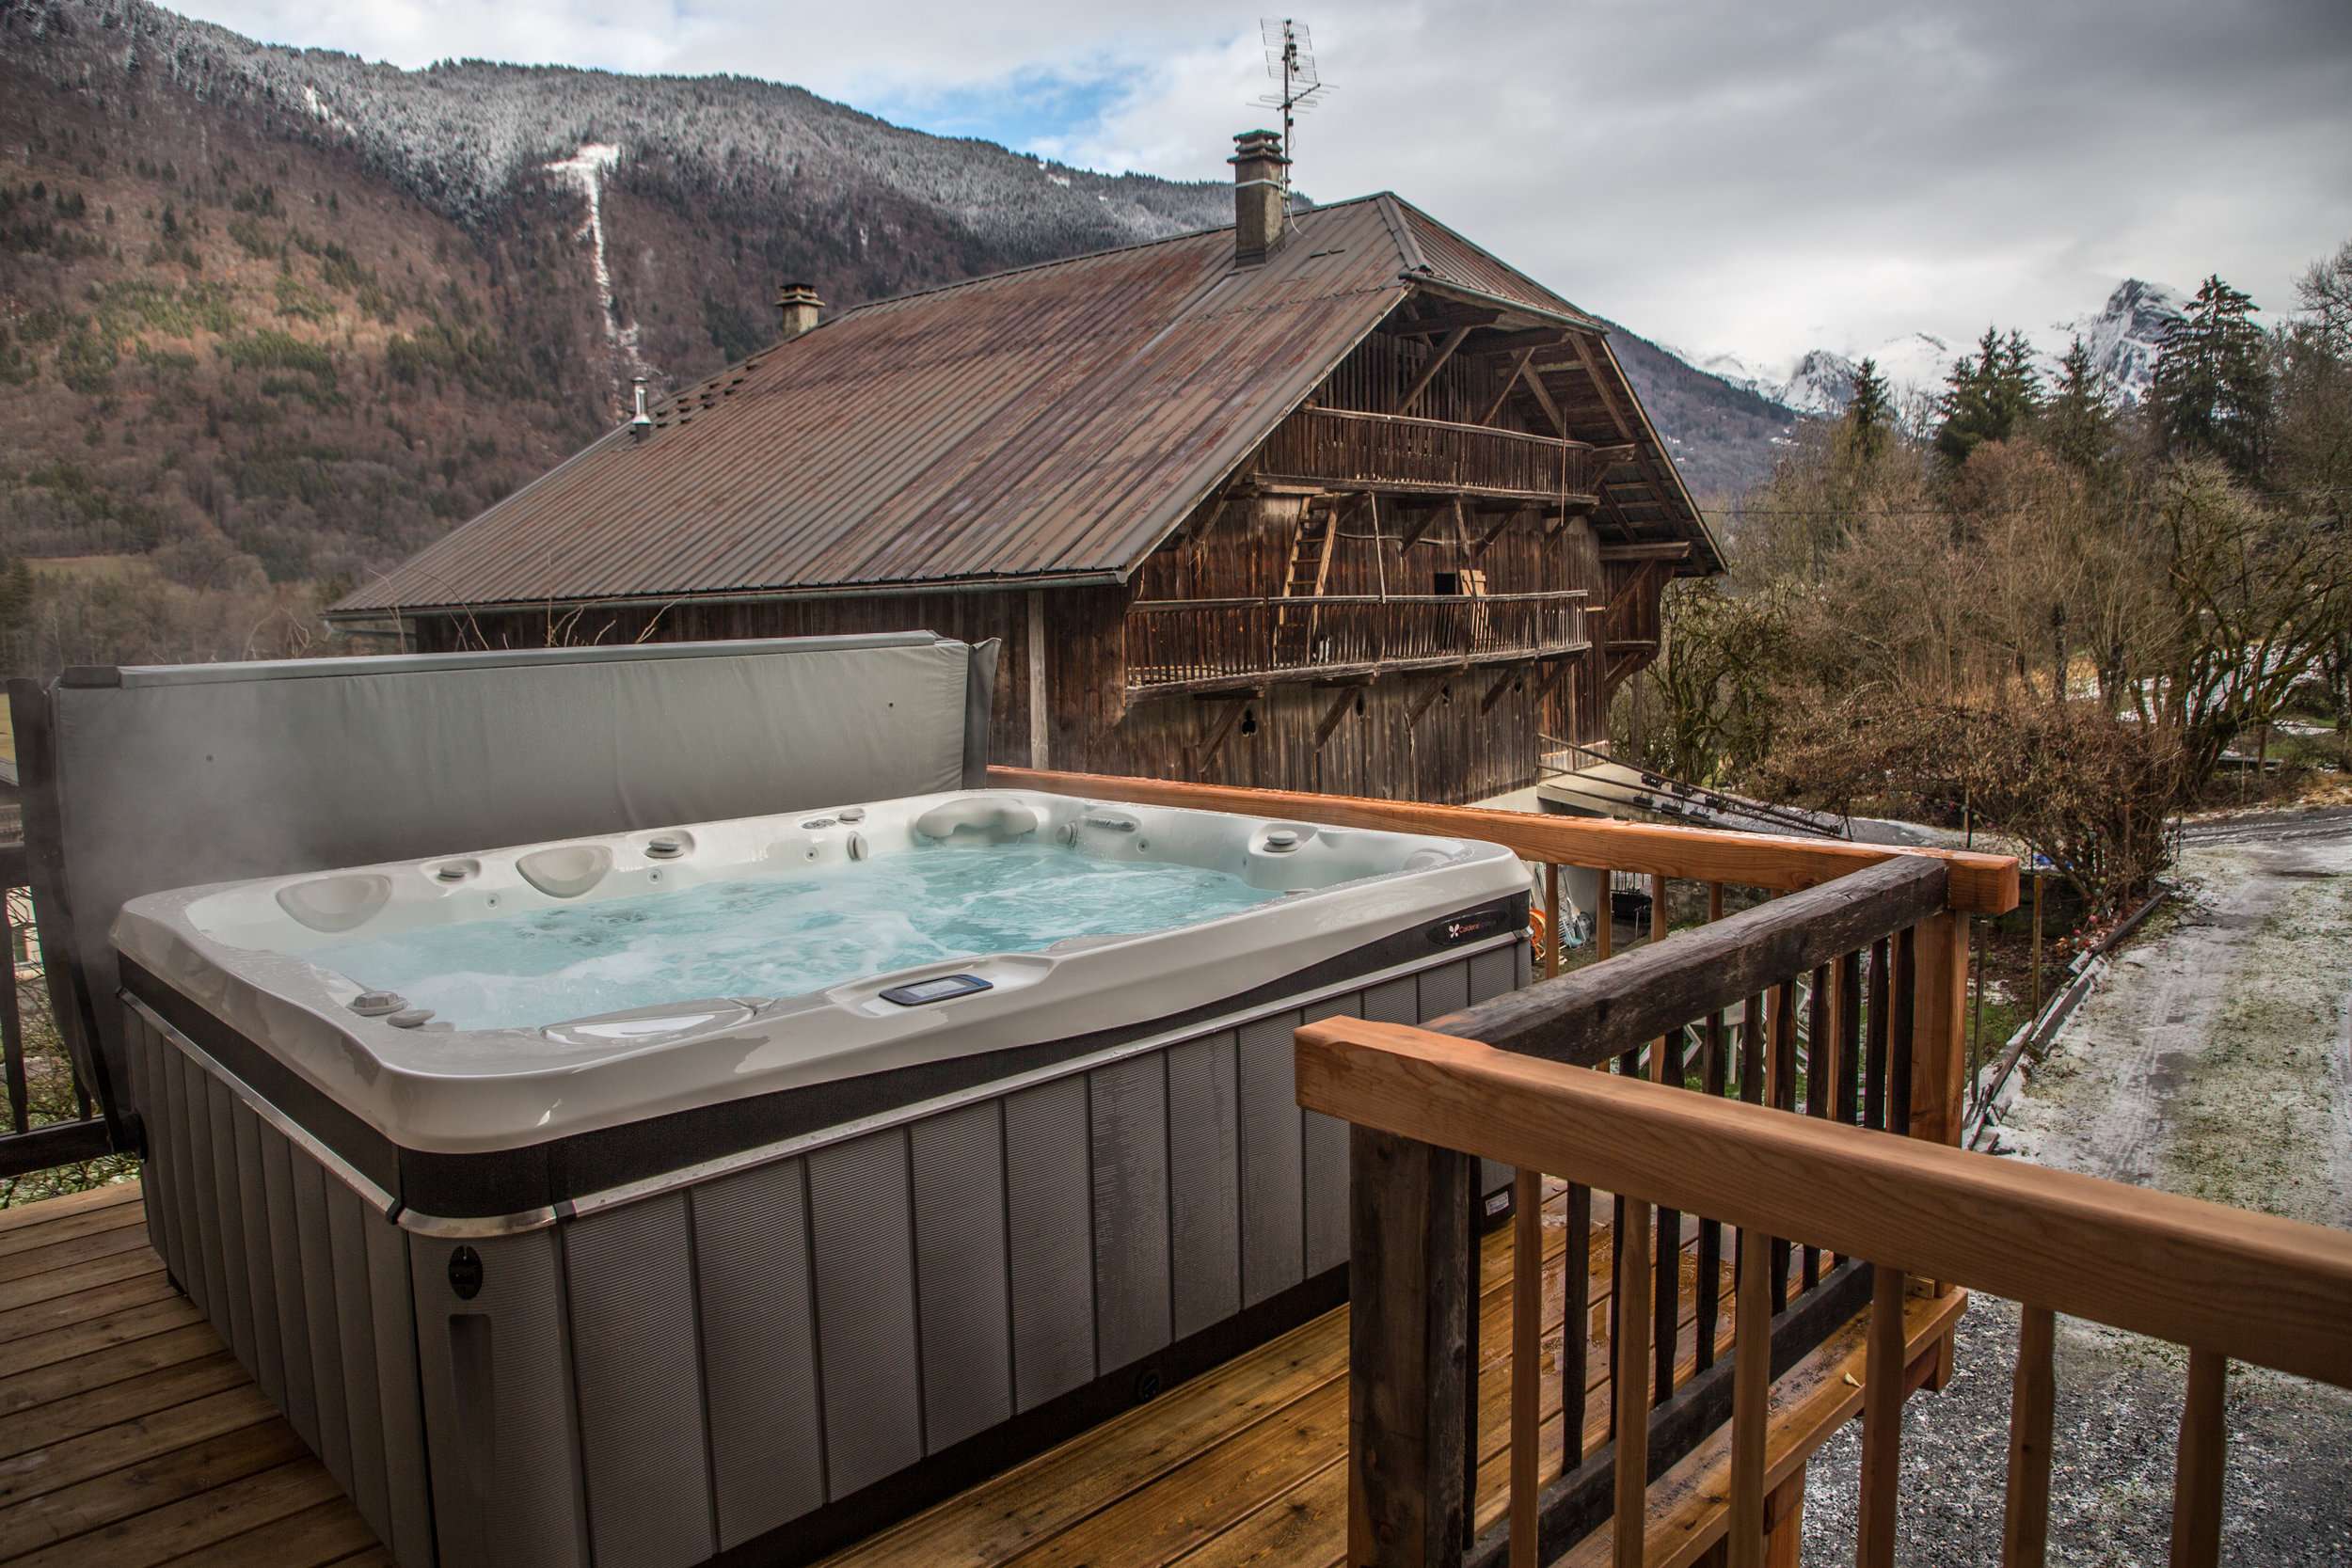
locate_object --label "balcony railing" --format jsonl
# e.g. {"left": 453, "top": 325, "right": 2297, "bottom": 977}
{"left": 1124, "top": 591, "right": 1587, "bottom": 696}
{"left": 1257, "top": 406, "right": 1602, "bottom": 501}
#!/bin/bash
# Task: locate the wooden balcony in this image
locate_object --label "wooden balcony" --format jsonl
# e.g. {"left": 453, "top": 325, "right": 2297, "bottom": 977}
{"left": 1255, "top": 407, "right": 1608, "bottom": 504}
{"left": 1124, "top": 592, "right": 1588, "bottom": 697}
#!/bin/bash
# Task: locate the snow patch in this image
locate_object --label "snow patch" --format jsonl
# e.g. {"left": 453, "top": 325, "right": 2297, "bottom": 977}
{"left": 543, "top": 142, "right": 655, "bottom": 412}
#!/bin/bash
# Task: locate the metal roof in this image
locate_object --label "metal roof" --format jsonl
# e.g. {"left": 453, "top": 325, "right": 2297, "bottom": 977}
{"left": 337, "top": 194, "right": 1718, "bottom": 617}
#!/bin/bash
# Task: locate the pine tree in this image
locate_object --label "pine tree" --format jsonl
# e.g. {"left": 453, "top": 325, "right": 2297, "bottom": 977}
{"left": 2148, "top": 275, "right": 2273, "bottom": 483}
{"left": 1843, "top": 356, "right": 1893, "bottom": 461}
{"left": 1933, "top": 326, "right": 2040, "bottom": 466}
{"left": 2036, "top": 336, "right": 2121, "bottom": 477}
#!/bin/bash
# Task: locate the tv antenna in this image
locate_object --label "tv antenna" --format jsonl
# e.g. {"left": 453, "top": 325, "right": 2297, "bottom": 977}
{"left": 1252, "top": 18, "right": 1331, "bottom": 208}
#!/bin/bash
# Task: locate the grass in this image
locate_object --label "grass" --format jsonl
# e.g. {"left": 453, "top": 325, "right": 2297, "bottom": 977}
{"left": 0, "top": 965, "right": 137, "bottom": 1210}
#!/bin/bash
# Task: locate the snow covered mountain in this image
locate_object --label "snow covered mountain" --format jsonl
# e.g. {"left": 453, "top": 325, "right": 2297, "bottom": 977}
{"left": 1676, "top": 280, "right": 2188, "bottom": 419}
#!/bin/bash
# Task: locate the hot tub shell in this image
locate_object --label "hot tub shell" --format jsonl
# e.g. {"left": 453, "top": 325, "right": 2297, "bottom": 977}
{"left": 114, "top": 789, "right": 1530, "bottom": 1568}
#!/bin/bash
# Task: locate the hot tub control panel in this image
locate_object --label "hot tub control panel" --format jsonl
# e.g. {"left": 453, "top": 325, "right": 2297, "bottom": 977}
{"left": 879, "top": 973, "right": 993, "bottom": 1006}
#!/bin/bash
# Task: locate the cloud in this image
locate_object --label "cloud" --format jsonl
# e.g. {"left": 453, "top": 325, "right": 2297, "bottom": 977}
{"left": 163, "top": 0, "right": 2352, "bottom": 375}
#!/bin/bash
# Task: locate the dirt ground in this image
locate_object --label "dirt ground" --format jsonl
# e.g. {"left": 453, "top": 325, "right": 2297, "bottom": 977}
{"left": 1799, "top": 809, "right": 2352, "bottom": 1565}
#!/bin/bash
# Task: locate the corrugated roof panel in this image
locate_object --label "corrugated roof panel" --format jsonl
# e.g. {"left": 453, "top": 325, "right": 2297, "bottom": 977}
{"left": 336, "top": 195, "right": 1721, "bottom": 613}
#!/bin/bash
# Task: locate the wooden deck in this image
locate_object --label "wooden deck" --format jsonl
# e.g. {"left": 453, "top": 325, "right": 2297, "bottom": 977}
{"left": 0, "top": 1180, "right": 1959, "bottom": 1568}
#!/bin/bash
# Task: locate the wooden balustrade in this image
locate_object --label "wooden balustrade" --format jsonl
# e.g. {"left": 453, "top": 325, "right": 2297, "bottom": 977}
{"left": 1257, "top": 406, "right": 1603, "bottom": 502}
{"left": 1124, "top": 592, "right": 1588, "bottom": 696}
{"left": 1295, "top": 926, "right": 2352, "bottom": 1567}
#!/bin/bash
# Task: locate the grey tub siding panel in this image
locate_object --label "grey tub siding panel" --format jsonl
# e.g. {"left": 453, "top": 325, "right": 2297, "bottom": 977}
{"left": 1236, "top": 1014, "right": 1304, "bottom": 1307}
{"left": 292, "top": 1154, "right": 356, "bottom": 1493}
{"left": 910, "top": 1102, "right": 1013, "bottom": 1452}
{"left": 204, "top": 1076, "right": 258, "bottom": 1377}
{"left": 564, "top": 1192, "right": 717, "bottom": 1568}
{"left": 1301, "top": 992, "right": 1364, "bottom": 1278}
{"left": 1419, "top": 958, "right": 1471, "bottom": 1021}
{"left": 1090, "top": 1055, "right": 1172, "bottom": 1372}
{"left": 230, "top": 1100, "right": 286, "bottom": 1411}
{"left": 1470, "top": 945, "right": 1520, "bottom": 1006}
{"left": 259, "top": 1125, "right": 321, "bottom": 1450}
{"left": 146, "top": 1028, "right": 190, "bottom": 1297}
{"left": 326, "top": 1180, "right": 393, "bottom": 1546}
{"left": 807, "top": 1129, "right": 925, "bottom": 1498}
{"left": 1167, "top": 1033, "right": 1242, "bottom": 1340}
{"left": 692, "top": 1157, "right": 827, "bottom": 1550}
{"left": 409, "top": 1227, "right": 589, "bottom": 1568}
{"left": 1004, "top": 1075, "right": 1095, "bottom": 1411}
{"left": 182, "top": 1059, "right": 228, "bottom": 1342}
{"left": 165, "top": 1047, "right": 210, "bottom": 1318}
{"left": 125, "top": 1021, "right": 172, "bottom": 1292}
{"left": 360, "top": 1203, "right": 434, "bottom": 1568}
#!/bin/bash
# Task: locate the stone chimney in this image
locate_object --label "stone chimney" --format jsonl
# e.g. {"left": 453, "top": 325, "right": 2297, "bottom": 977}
{"left": 775, "top": 284, "right": 822, "bottom": 341}
{"left": 1229, "top": 130, "right": 1287, "bottom": 264}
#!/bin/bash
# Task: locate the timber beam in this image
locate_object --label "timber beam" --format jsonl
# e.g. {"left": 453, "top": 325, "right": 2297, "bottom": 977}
{"left": 1396, "top": 326, "right": 1473, "bottom": 417}
{"left": 1403, "top": 665, "right": 1470, "bottom": 729}
{"left": 1527, "top": 655, "right": 1579, "bottom": 705}
{"left": 1480, "top": 661, "right": 1534, "bottom": 714}
{"left": 1314, "top": 677, "right": 1374, "bottom": 749}
{"left": 1387, "top": 301, "right": 1502, "bottom": 338}
{"left": 1599, "top": 542, "right": 1693, "bottom": 563}
{"left": 1192, "top": 688, "right": 1265, "bottom": 777}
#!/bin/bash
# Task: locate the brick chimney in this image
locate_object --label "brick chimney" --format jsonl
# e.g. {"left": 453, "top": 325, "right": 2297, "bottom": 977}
{"left": 775, "top": 284, "right": 822, "bottom": 341}
{"left": 1229, "top": 130, "right": 1287, "bottom": 264}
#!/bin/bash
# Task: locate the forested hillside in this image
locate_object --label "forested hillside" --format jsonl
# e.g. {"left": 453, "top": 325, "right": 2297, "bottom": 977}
{"left": 0, "top": 0, "right": 1789, "bottom": 675}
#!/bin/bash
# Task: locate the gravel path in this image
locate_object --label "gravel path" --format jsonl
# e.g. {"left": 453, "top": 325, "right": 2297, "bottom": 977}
{"left": 1798, "top": 815, "right": 2352, "bottom": 1565}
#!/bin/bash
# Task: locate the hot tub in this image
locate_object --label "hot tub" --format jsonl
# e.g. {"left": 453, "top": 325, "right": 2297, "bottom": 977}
{"left": 114, "top": 787, "right": 1529, "bottom": 1568}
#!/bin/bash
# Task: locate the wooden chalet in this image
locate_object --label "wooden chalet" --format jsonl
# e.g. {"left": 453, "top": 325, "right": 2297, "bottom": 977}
{"left": 329, "top": 132, "right": 1722, "bottom": 805}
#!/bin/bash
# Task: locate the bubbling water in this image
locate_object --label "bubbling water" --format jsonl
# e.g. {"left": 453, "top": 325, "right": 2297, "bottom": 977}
{"left": 292, "top": 844, "right": 1282, "bottom": 1032}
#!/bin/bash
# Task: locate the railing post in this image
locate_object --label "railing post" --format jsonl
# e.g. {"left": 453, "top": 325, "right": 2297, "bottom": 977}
{"left": 1909, "top": 911, "right": 1971, "bottom": 1389}
{"left": 1350, "top": 1124, "right": 1473, "bottom": 1568}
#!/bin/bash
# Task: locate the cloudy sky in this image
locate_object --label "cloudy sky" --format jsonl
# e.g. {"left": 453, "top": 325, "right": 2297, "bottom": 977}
{"left": 167, "top": 0, "right": 2352, "bottom": 381}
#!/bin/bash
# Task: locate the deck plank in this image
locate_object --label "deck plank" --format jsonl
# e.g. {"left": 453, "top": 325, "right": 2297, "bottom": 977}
{"left": 0, "top": 1422, "right": 310, "bottom": 1560}
{"left": 0, "top": 1325, "right": 228, "bottom": 1425}
{"left": 0, "top": 1221, "right": 157, "bottom": 1287}
{"left": 0, "top": 1353, "right": 252, "bottom": 1464}
{"left": 0, "top": 1201, "right": 147, "bottom": 1262}
{"left": 0, "top": 1385, "right": 279, "bottom": 1512}
{"left": 0, "top": 1247, "right": 166, "bottom": 1316}
{"left": 156, "top": 1497, "right": 379, "bottom": 1568}
{"left": 0, "top": 1297, "right": 207, "bottom": 1385}
{"left": 0, "top": 1186, "right": 141, "bottom": 1239}
{"left": 2, "top": 1460, "right": 342, "bottom": 1568}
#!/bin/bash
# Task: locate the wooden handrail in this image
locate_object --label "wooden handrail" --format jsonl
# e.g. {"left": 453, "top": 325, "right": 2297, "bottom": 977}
{"left": 1296, "top": 1019, "right": 2352, "bottom": 1387}
{"left": 1417, "top": 856, "right": 1947, "bottom": 1066}
{"left": 1131, "top": 592, "right": 1589, "bottom": 611}
{"left": 984, "top": 769, "right": 2020, "bottom": 915}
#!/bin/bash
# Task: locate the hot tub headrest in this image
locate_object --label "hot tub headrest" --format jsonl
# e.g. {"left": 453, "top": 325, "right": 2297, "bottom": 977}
{"left": 17, "top": 631, "right": 1001, "bottom": 1139}
{"left": 914, "top": 799, "right": 1041, "bottom": 842}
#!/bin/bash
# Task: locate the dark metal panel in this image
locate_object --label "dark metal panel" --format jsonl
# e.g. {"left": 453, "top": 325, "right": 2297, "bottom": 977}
{"left": 361, "top": 1209, "right": 435, "bottom": 1568}
{"left": 1235, "top": 1014, "right": 1304, "bottom": 1307}
{"left": 170, "top": 1050, "right": 218, "bottom": 1328}
{"left": 692, "top": 1157, "right": 827, "bottom": 1548}
{"left": 564, "top": 1193, "right": 717, "bottom": 1568}
{"left": 1090, "top": 1054, "right": 1172, "bottom": 1370}
{"left": 230, "top": 1098, "right": 286, "bottom": 1411}
{"left": 259, "top": 1122, "right": 321, "bottom": 1454}
{"left": 139, "top": 1021, "right": 188, "bottom": 1293}
{"left": 910, "top": 1101, "right": 1013, "bottom": 1452}
{"left": 326, "top": 1179, "right": 393, "bottom": 1544}
{"left": 1301, "top": 993, "right": 1361, "bottom": 1278}
{"left": 1166, "top": 1033, "right": 1242, "bottom": 1340}
{"left": 1004, "top": 1074, "right": 1095, "bottom": 1410}
{"left": 806, "top": 1129, "right": 925, "bottom": 1497}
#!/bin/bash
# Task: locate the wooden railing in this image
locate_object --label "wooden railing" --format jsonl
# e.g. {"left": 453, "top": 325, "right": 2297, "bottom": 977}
{"left": 1258, "top": 407, "right": 1602, "bottom": 501}
{"left": 1125, "top": 592, "right": 1588, "bottom": 696}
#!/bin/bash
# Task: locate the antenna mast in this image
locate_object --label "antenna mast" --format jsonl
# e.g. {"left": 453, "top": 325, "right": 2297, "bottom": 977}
{"left": 1253, "top": 18, "right": 1331, "bottom": 215}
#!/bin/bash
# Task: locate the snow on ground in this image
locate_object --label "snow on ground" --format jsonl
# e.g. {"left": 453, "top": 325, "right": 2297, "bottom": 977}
{"left": 1800, "top": 816, "right": 2352, "bottom": 1565}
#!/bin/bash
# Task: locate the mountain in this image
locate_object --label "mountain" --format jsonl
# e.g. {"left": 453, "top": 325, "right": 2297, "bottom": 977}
{"left": 0, "top": 0, "right": 1803, "bottom": 673}
{"left": 1674, "top": 280, "right": 2190, "bottom": 420}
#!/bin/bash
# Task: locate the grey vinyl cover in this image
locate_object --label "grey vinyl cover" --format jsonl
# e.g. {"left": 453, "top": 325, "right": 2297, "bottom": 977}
{"left": 54, "top": 632, "right": 999, "bottom": 1122}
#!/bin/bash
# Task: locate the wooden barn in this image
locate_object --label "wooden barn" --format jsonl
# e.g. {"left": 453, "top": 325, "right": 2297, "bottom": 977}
{"left": 331, "top": 132, "right": 1723, "bottom": 805}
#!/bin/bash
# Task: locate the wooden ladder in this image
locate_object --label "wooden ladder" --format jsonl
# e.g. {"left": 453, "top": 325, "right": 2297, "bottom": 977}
{"left": 1273, "top": 497, "right": 1340, "bottom": 664}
